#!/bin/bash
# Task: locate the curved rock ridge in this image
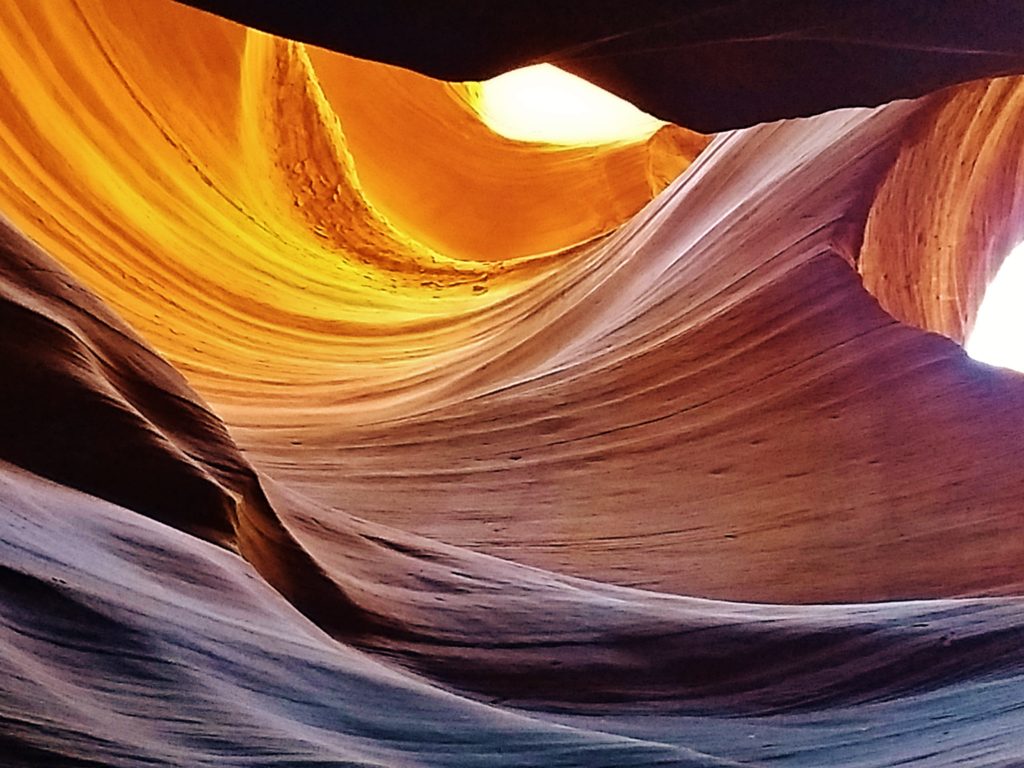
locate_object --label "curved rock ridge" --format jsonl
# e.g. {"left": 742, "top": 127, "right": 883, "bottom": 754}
{"left": 860, "top": 76, "right": 1024, "bottom": 342}
{"left": 0, "top": 0, "right": 1024, "bottom": 766}
{"left": 0, "top": 0, "right": 702, "bottom": 414}
{"left": 0, "top": 215, "right": 380, "bottom": 639}
{"left": 0, "top": 216, "right": 244, "bottom": 546}
{"left": 232, "top": 101, "right": 1024, "bottom": 603}
{"left": 4, "top": 460, "right": 1024, "bottom": 768}
{"left": 7, "top": 203, "right": 1023, "bottom": 763}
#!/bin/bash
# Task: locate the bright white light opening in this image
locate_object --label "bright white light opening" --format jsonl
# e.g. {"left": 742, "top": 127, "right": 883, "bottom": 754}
{"left": 966, "top": 241, "right": 1024, "bottom": 372}
{"left": 476, "top": 63, "right": 664, "bottom": 146}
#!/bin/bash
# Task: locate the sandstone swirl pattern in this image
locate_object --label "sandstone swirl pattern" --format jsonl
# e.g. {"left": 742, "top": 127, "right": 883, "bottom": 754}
{"left": 1, "top": 2, "right": 1024, "bottom": 766}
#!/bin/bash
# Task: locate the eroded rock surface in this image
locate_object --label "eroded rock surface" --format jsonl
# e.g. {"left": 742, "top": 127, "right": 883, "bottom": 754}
{"left": 1, "top": 1, "right": 1024, "bottom": 765}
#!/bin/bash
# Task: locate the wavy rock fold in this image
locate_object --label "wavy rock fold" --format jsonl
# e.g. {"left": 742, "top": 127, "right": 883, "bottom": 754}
{"left": 1, "top": 1, "right": 1024, "bottom": 765}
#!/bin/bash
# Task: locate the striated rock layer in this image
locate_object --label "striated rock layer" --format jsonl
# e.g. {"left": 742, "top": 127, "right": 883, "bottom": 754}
{"left": 1, "top": 1, "right": 1024, "bottom": 766}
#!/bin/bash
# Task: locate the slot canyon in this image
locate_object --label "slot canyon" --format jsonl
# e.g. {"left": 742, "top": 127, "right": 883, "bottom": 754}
{"left": 1, "top": 2, "right": 1024, "bottom": 765}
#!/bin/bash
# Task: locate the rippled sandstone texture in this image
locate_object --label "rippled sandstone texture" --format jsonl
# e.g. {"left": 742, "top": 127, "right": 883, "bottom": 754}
{"left": 1, "top": 1, "right": 1024, "bottom": 766}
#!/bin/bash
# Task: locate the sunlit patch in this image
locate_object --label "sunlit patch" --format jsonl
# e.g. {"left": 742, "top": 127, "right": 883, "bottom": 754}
{"left": 966, "top": 241, "right": 1024, "bottom": 372}
{"left": 475, "top": 63, "right": 664, "bottom": 146}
